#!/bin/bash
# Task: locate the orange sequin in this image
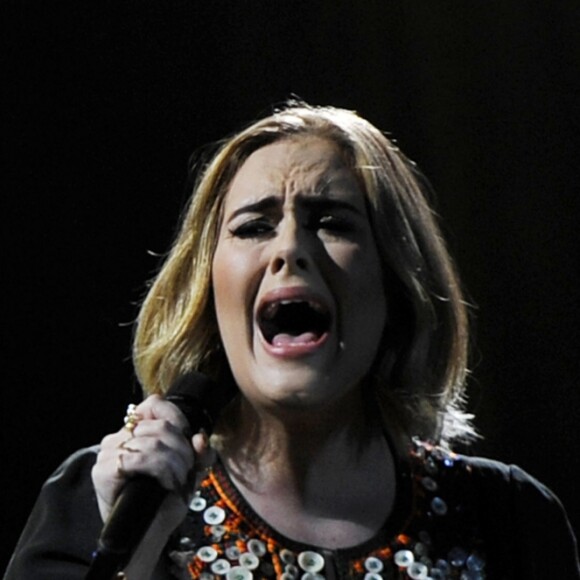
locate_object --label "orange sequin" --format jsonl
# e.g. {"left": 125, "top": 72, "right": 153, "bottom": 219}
{"left": 396, "top": 533, "right": 411, "bottom": 545}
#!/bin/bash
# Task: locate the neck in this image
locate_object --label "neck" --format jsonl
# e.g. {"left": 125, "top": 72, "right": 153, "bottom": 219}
{"left": 212, "top": 389, "right": 398, "bottom": 548}
{"left": 216, "top": 389, "right": 385, "bottom": 493}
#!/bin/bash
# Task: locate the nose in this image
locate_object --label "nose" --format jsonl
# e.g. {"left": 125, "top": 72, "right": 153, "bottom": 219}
{"left": 269, "top": 219, "right": 311, "bottom": 275}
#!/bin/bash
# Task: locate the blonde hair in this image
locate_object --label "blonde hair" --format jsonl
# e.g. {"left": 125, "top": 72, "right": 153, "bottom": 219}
{"left": 133, "top": 103, "right": 475, "bottom": 444}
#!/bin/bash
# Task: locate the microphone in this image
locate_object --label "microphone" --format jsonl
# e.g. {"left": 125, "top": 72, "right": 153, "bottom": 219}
{"left": 85, "top": 372, "right": 228, "bottom": 580}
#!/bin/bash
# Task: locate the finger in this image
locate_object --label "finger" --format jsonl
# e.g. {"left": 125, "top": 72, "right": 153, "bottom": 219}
{"left": 131, "top": 417, "right": 188, "bottom": 442}
{"left": 133, "top": 422, "right": 194, "bottom": 468}
{"left": 112, "top": 440, "right": 192, "bottom": 490}
{"left": 92, "top": 443, "right": 128, "bottom": 522}
{"left": 134, "top": 429, "right": 194, "bottom": 472}
{"left": 103, "top": 419, "right": 194, "bottom": 477}
{"left": 135, "top": 395, "right": 190, "bottom": 434}
{"left": 95, "top": 424, "right": 192, "bottom": 488}
{"left": 192, "top": 431, "right": 209, "bottom": 455}
{"left": 98, "top": 429, "right": 138, "bottom": 465}
{"left": 94, "top": 437, "right": 133, "bottom": 484}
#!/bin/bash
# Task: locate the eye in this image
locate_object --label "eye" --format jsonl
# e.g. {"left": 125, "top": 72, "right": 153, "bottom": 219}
{"left": 230, "top": 218, "right": 274, "bottom": 239}
{"left": 315, "top": 214, "right": 356, "bottom": 234}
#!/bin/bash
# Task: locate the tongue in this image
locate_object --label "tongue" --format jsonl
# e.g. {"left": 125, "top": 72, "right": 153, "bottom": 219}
{"left": 272, "top": 332, "right": 319, "bottom": 347}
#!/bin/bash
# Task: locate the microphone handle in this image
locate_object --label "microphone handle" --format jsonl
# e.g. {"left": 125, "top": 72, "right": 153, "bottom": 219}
{"left": 85, "top": 478, "right": 166, "bottom": 580}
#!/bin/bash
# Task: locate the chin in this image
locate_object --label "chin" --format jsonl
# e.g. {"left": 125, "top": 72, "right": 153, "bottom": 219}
{"left": 253, "top": 373, "right": 353, "bottom": 412}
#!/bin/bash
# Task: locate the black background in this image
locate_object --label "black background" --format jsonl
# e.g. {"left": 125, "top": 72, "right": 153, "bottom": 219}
{"left": 3, "top": 0, "right": 579, "bottom": 571}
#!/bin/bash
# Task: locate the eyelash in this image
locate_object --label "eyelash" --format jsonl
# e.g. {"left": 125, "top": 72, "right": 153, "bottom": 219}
{"left": 230, "top": 215, "right": 355, "bottom": 239}
{"left": 230, "top": 219, "right": 274, "bottom": 239}
{"left": 315, "top": 215, "right": 355, "bottom": 233}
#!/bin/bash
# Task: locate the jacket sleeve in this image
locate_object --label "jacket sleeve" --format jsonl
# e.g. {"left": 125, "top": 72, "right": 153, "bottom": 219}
{"left": 4, "top": 446, "right": 103, "bottom": 579}
{"left": 467, "top": 455, "right": 580, "bottom": 578}
{"left": 509, "top": 464, "right": 580, "bottom": 578}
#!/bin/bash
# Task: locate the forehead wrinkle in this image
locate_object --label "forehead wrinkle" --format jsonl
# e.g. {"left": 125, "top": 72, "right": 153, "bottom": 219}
{"left": 226, "top": 171, "right": 363, "bottom": 221}
{"left": 279, "top": 160, "right": 361, "bottom": 204}
{"left": 225, "top": 138, "right": 360, "bottom": 215}
{"left": 270, "top": 158, "right": 330, "bottom": 199}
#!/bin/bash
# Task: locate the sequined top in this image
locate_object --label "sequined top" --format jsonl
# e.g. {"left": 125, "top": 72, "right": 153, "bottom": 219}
{"left": 166, "top": 440, "right": 487, "bottom": 580}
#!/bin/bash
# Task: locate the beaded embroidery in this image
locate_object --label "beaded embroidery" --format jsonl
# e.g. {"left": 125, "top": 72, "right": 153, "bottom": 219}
{"left": 167, "top": 440, "right": 486, "bottom": 579}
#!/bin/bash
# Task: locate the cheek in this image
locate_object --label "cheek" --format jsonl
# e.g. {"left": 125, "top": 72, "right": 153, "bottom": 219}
{"left": 212, "top": 247, "right": 243, "bottom": 336}
{"left": 212, "top": 244, "right": 262, "bottom": 338}
{"left": 329, "top": 243, "right": 384, "bottom": 294}
{"left": 213, "top": 242, "right": 250, "bottom": 297}
{"left": 212, "top": 251, "right": 230, "bottom": 315}
{"left": 331, "top": 244, "right": 387, "bottom": 332}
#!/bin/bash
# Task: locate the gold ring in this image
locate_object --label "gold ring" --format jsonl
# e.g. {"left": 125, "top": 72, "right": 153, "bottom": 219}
{"left": 117, "top": 437, "right": 139, "bottom": 453}
{"left": 116, "top": 452, "right": 126, "bottom": 477}
{"left": 117, "top": 439, "right": 139, "bottom": 453}
{"left": 123, "top": 403, "right": 143, "bottom": 434}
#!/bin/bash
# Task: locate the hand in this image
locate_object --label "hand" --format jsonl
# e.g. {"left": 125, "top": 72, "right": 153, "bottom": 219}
{"left": 91, "top": 394, "right": 209, "bottom": 525}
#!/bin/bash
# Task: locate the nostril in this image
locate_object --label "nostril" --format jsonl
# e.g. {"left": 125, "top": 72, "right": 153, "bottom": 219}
{"left": 271, "top": 255, "right": 309, "bottom": 273}
{"left": 271, "top": 256, "right": 285, "bottom": 273}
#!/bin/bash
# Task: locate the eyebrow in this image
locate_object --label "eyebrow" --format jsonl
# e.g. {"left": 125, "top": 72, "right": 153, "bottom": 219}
{"left": 302, "top": 196, "right": 364, "bottom": 216}
{"left": 227, "top": 195, "right": 364, "bottom": 221}
{"left": 228, "top": 197, "right": 279, "bottom": 221}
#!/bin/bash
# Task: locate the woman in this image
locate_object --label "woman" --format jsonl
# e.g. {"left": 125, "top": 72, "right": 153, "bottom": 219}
{"left": 6, "top": 104, "right": 579, "bottom": 579}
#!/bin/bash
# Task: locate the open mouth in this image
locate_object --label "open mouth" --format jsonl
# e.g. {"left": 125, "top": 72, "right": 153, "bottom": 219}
{"left": 258, "top": 298, "right": 332, "bottom": 347}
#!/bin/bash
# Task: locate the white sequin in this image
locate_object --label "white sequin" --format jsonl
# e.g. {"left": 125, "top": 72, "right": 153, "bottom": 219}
{"left": 421, "top": 476, "right": 438, "bottom": 492}
{"left": 466, "top": 553, "right": 485, "bottom": 571}
{"left": 448, "top": 546, "right": 468, "bottom": 567}
{"left": 196, "top": 546, "right": 218, "bottom": 563}
{"left": 407, "top": 562, "right": 428, "bottom": 579}
{"left": 211, "top": 559, "right": 232, "bottom": 575}
{"left": 226, "top": 566, "right": 253, "bottom": 580}
{"left": 239, "top": 552, "right": 260, "bottom": 570}
{"left": 211, "top": 524, "right": 226, "bottom": 539}
{"left": 190, "top": 496, "right": 207, "bottom": 511}
{"left": 280, "top": 549, "right": 296, "bottom": 564}
{"left": 204, "top": 505, "right": 226, "bottom": 525}
{"left": 298, "top": 551, "right": 325, "bottom": 573}
{"left": 225, "top": 546, "right": 241, "bottom": 560}
{"left": 364, "top": 557, "right": 384, "bottom": 573}
{"left": 300, "top": 574, "right": 325, "bottom": 580}
{"left": 247, "top": 539, "right": 267, "bottom": 557}
{"left": 430, "top": 497, "right": 448, "bottom": 516}
{"left": 284, "top": 564, "right": 299, "bottom": 578}
{"left": 393, "top": 549, "right": 414, "bottom": 568}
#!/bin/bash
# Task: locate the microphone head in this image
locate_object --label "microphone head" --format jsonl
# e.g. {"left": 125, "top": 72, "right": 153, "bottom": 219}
{"left": 165, "top": 371, "right": 226, "bottom": 436}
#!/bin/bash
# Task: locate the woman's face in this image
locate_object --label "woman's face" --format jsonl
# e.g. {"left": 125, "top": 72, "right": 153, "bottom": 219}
{"left": 212, "top": 136, "right": 386, "bottom": 413}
